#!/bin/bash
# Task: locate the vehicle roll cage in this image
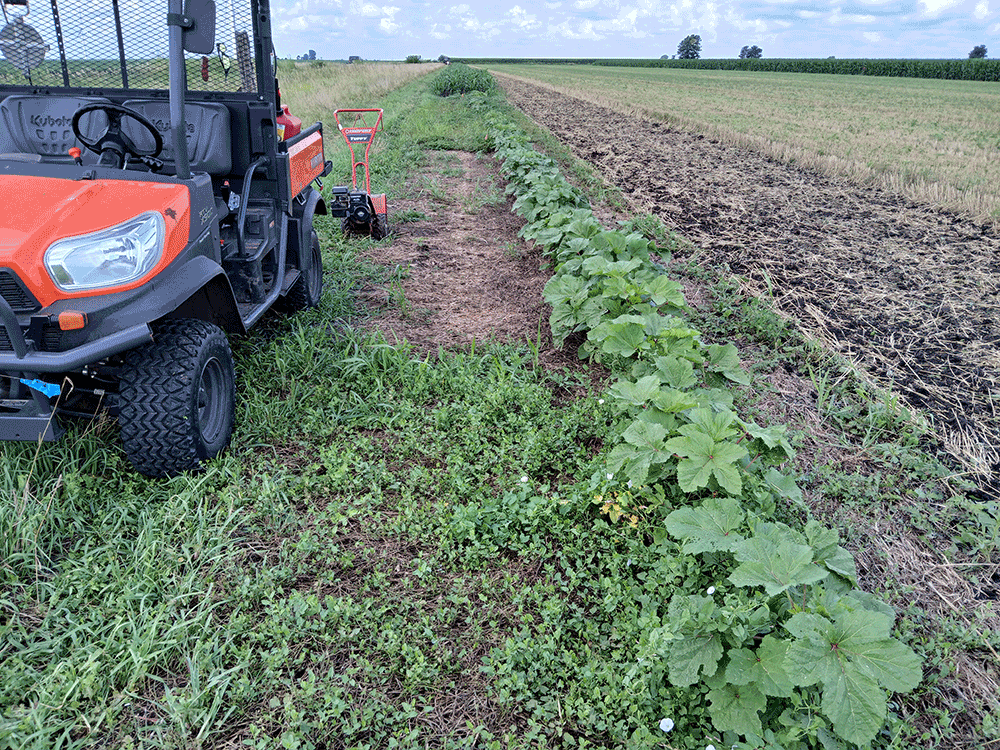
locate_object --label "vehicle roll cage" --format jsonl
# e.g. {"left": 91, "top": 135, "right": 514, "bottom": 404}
{"left": 1, "top": 0, "right": 279, "bottom": 181}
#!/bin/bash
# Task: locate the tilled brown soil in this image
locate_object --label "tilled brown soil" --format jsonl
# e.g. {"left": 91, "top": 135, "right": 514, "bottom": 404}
{"left": 500, "top": 76, "right": 1000, "bottom": 494}
{"left": 358, "top": 151, "right": 545, "bottom": 348}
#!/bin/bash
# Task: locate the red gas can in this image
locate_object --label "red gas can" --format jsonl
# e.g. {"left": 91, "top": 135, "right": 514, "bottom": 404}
{"left": 277, "top": 104, "right": 301, "bottom": 140}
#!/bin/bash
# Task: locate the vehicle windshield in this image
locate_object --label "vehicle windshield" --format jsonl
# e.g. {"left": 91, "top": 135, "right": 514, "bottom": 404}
{"left": 0, "top": 0, "right": 257, "bottom": 93}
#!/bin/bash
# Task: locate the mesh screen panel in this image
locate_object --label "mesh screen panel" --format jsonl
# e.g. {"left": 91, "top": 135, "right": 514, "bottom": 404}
{"left": 0, "top": 1, "right": 257, "bottom": 92}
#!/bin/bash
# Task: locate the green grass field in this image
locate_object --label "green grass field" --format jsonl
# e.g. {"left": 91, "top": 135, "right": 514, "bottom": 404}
{"left": 487, "top": 63, "right": 1000, "bottom": 221}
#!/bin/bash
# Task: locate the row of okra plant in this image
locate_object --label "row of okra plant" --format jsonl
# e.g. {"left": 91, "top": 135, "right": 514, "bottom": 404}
{"left": 487, "top": 111, "right": 922, "bottom": 750}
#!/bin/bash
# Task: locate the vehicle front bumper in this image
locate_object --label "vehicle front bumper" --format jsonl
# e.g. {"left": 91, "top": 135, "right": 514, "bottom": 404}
{"left": 0, "top": 296, "right": 152, "bottom": 441}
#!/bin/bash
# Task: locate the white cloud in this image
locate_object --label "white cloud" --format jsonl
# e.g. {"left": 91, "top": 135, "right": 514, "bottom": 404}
{"left": 272, "top": 0, "right": 345, "bottom": 32}
{"left": 695, "top": 1, "right": 720, "bottom": 37}
{"left": 917, "top": 0, "right": 963, "bottom": 15}
{"left": 575, "top": 0, "right": 601, "bottom": 8}
{"left": 274, "top": 13, "right": 344, "bottom": 33}
{"left": 829, "top": 7, "right": 878, "bottom": 24}
{"left": 277, "top": 14, "right": 312, "bottom": 32}
{"left": 277, "top": 0, "right": 343, "bottom": 12}
{"left": 797, "top": 9, "right": 820, "bottom": 17}
{"left": 620, "top": 8, "right": 640, "bottom": 26}
{"left": 551, "top": 18, "right": 603, "bottom": 39}
{"left": 974, "top": 0, "right": 989, "bottom": 18}
{"left": 863, "top": 31, "right": 882, "bottom": 42}
{"left": 346, "top": 1, "right": 399, "bottom": 33}
{"left": 548, "top": 5, "right": 653, "bottom": 38}
{"left": 509, "top": 6, "right": 542, "bottom": 29}
{"left": 726, "top": 10, "right": 769, "bottom": 33}
{"left": 603, "top": 8, "right": 646, "bottom": 37}
{"left": 429, "top": 23, "right": 451, "bottom": 39}
{"left": 459, "top": 13, "right": 502, "bottom": 39}
{"left": 432, "top": 3, "right": 506, "bottom": 39}
{"left": 379, "top": 7, "right": 400, "bottom": 33}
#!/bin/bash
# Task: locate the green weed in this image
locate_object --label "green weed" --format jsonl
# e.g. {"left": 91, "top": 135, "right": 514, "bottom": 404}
{"left": 430, "top": 64, "right": 498, "bottom": 97}
{"left": 392, "top": 208, "right": 428, "bottom": 223}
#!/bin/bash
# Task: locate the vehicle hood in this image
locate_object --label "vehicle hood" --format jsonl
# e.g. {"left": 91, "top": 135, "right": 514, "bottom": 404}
{"left": 0, "top": 175, "right": 190, "bottom": 307}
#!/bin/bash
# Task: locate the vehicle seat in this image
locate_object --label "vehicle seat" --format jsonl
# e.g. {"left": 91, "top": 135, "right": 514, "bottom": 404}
{"left": 0, "top": 95, "right": 110, "bottom": 163}
{"left": 122, "top": 100, "right": 233, "bottom": 175}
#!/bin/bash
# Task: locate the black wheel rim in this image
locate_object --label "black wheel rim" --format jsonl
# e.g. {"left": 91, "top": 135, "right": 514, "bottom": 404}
{"left": 197, "top": 356, "right": 226, "bottom": 444}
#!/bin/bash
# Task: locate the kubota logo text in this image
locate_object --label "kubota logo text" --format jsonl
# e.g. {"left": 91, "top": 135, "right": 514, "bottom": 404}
{"left": 151, "top": 119, "right": 195, "bottom": 134}
{"left": 29, "top": 114, "right": 74, "bottom": 127}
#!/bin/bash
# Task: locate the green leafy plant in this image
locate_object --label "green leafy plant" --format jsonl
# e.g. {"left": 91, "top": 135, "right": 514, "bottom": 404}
{"left": 430, "top": 63, "right": 498, "bottom": 96}
{"left": 658, "top": 502, "right": 922, "bottom": 747}
{"left": 489, "top": 112, "right": 923, "bottom": 749}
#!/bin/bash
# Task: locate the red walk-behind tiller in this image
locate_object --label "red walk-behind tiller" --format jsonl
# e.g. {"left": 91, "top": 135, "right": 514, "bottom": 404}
{"left": 330, "top": 109, "right": 389, "bottom": 240}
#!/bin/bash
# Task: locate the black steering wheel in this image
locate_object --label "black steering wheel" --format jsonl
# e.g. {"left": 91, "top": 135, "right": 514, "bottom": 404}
{"left": 71, "top": 102, "right": 163, "bottom": 167}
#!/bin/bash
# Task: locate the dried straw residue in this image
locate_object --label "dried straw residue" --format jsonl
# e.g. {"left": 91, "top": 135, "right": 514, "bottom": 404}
{"left": 855, "top": 528, "right": 1000, "bottom": 713}
{"left": 498, "top": 77, "right": 1000, "bottom": 494}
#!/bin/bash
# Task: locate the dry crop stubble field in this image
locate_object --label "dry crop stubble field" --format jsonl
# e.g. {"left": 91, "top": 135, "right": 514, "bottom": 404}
{"left": 488, "top": 64, "right": 1000, "bottom": 221}
{"left": 493, "top": 71, "right": 1000, "bottom": 497}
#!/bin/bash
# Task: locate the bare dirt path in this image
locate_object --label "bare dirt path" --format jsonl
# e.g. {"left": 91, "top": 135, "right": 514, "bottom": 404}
{"left": 498, "top": 75, "right": 1000, "bottom": 493}
{"left": 357, "top": 150, "right": 577, "bottom": 370}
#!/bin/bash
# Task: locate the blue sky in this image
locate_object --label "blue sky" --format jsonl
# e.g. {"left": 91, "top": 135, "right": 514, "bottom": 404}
{"left": 271, "top": 0, "right": 999, "bottom": 60}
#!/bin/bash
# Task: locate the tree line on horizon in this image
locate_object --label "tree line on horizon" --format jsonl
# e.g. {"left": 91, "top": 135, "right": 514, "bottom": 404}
{"left": 663, "top": 34, "right": 986, "bottom": 61}
{"left": 447, "top": 54, "right": 999, "bottom": 82}
{"left": 289, "top": 41, "right": 987, "bottom": 64}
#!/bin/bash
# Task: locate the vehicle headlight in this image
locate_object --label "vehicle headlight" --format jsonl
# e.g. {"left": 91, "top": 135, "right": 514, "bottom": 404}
{"left": 45, "top": 212, "right": 165, "bottom": 292}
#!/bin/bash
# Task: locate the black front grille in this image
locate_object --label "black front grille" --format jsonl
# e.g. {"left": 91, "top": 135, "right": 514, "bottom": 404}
{"left": 0, "top": 270, "right": 40, "bottom": 313}
{"left": 0, "top": 323, "right": 62, "bottom": 353}
{"left": 42, "top": 323, "right": 63, "bottom": 352}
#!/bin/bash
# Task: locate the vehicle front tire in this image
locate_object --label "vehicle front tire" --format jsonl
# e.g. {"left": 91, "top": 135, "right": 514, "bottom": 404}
{"left": 119, "top": 319, "right": 236, "bottom": 477}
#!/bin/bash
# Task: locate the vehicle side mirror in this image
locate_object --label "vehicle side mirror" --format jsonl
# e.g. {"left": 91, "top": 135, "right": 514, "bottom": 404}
{"left": 181, "top": 0, "right": 216, "bottom": 55}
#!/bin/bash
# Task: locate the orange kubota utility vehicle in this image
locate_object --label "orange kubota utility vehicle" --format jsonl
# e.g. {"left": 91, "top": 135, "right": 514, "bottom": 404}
{"left": 0, "top": 0, "right": 331, "bottom": 476}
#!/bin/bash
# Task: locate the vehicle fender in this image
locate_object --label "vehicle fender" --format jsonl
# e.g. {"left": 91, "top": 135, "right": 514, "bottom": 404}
{"left": 33, "top": 248, "right": 245, "bottom": 357}
{"left": 86, "top": 252, "right": 244, "bottom": 338}
{"left": 153, "top": 255, "right": 246, "bottom": 336}
{"left": 289, "top": 187, "right": 327, "bottom": 270}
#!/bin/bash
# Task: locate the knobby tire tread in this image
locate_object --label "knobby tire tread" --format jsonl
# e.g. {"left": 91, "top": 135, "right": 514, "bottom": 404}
{"left": 119, "top": 319, "right": 234, "bottom": 477}
{"left": 341, "top": 211, "right": 389, "bottom": 240}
